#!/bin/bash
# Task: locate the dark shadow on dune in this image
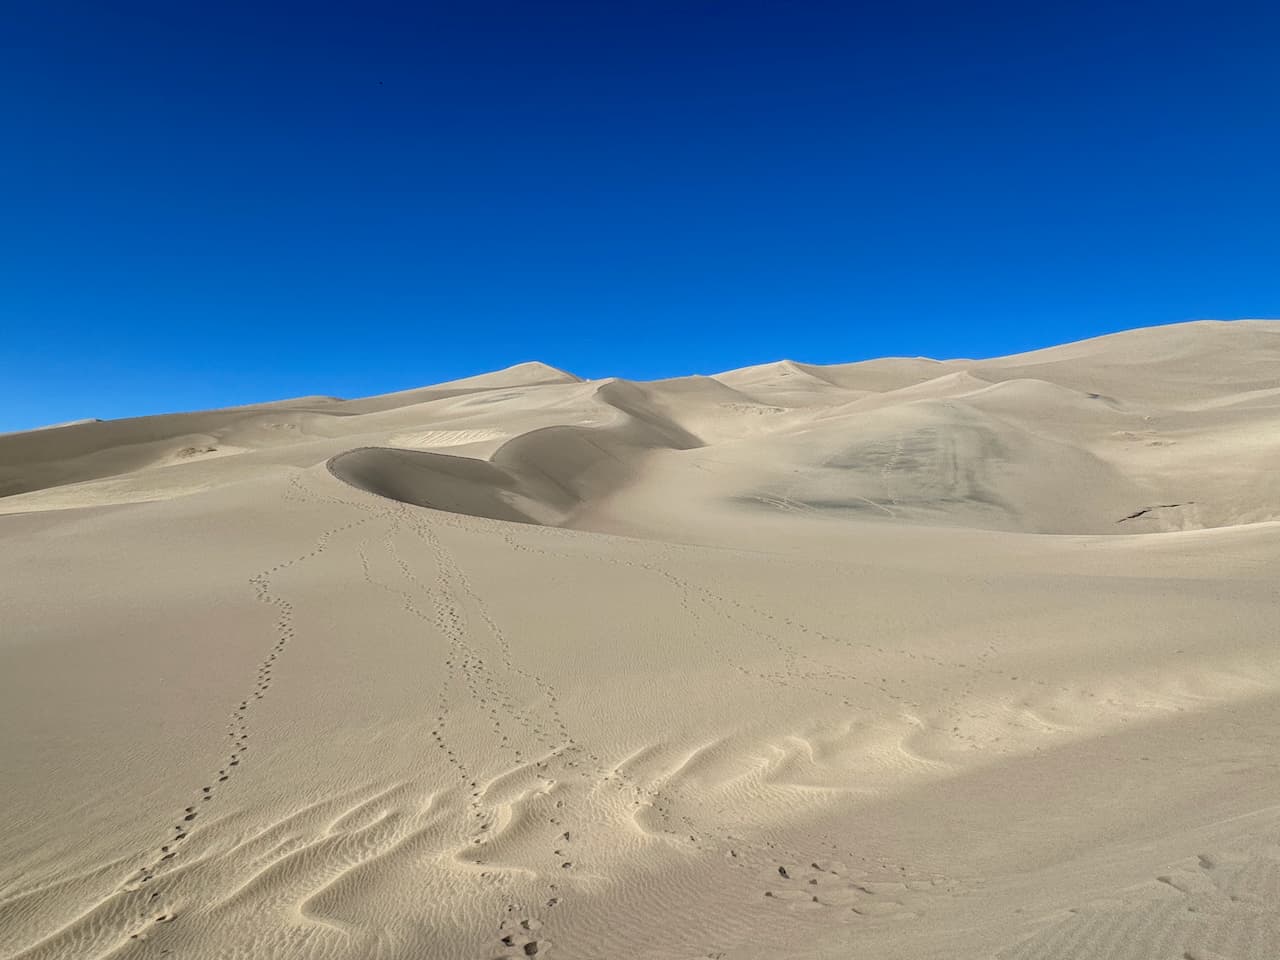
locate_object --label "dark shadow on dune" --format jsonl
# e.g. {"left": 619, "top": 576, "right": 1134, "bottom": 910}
{"left": 329, "top": 446, "right": 541, "bottom": 523}
{"left": 328, "top": 383, "right": 705, "bottom": 526}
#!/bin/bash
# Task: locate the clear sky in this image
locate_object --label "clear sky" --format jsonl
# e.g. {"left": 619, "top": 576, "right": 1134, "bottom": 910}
{"left": 3, "top": 2, "right": 1277, "bottom": 431}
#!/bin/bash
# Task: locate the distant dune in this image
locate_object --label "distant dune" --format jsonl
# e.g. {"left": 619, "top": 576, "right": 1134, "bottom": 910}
{"left": 5, "top": 319, "right": 1277, "bottom": 534}
{"left": 2, "top": 320, "right": 1279, "bottom": 960}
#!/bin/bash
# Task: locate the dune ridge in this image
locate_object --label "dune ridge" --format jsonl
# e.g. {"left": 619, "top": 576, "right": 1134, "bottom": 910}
{"left": 2, "top": 320, "right": 1280, "bottom": 960}
{"left": 6, "top": 320, "right": 1277, "bottom": 534}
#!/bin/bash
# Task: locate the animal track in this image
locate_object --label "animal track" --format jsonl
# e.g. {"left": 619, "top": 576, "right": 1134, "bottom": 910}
{"left": 318, "top": 462, "right": 987, "bottom": 952}
{"left": 324, "top": 484, "right": 589, "bottom": 935}
{"left": 495, "top": 917, "right": 548, "bottom": 958}
{"left": 98, "top": 473, "right": 377, "bottom": 951}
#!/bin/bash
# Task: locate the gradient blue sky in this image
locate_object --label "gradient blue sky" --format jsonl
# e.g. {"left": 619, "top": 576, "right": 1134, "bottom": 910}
{"left": 3, "top": 1, "right": 1277, "bottom": 431}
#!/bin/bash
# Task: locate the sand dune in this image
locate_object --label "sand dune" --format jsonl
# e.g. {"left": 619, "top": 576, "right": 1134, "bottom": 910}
{"left": 2, "top": 320, "right": 1279, "bottom": 959}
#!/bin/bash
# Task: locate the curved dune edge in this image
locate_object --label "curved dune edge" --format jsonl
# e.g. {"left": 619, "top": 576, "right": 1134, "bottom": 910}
{"left": 6, "top": 322, "right": 1280, "bottom": 960}
{"left": 7, "top": 321, "right": 1280, "bottom": 533}
{"left": 328, "top": 445, "right": 546, "bottom": 523}
{"left": 327, "top": 381, "right": 704, "bottom": 527}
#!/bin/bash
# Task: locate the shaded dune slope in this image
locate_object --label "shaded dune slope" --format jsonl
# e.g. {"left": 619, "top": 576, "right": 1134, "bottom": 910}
{"left": 324, "top": 322, "right": 1280, "bottom": 535}
{"left": 5, "top": 321, "right": 1280, "bottom": 534}
{"left": 6, "top": 321, "right": 1280, "bottom": 960}
{"left": 330, "top": 380, "right": 704, "bottom": 526}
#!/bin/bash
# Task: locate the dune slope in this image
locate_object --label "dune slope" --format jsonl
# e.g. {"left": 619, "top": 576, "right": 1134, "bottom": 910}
{"left": 2, "top": 320, "right": 1279, "bottom": 960}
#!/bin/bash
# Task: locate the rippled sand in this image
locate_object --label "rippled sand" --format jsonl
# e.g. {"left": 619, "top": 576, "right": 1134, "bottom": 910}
{"left": 3, "top": 320, "right": 1279, "bottom": 959}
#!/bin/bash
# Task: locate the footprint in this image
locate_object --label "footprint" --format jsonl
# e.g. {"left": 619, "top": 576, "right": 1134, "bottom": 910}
{"left": 497, "top": 919, "right": 547, "bottom": 958}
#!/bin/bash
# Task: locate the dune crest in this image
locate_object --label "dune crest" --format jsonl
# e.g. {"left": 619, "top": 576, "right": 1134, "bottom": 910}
{"left": 6, "top": 319, "right": 1277, "bottom": 534}
{"left": 3, "top": 320, "right": 1280, "bottom": 960}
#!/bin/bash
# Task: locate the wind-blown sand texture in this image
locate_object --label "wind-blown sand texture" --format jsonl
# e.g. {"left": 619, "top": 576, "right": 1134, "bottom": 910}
{"left": 2, "top": 319, "right": 1279, "bottom": 959}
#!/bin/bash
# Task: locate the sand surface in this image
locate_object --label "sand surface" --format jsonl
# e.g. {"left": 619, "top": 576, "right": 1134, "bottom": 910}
{"left": 2, "top": 319, "right": 1279, "bottom": 959}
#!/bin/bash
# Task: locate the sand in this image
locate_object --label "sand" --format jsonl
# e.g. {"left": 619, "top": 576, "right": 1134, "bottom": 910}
{"left": 2, "top": 318, "right": 1279, "bottom": 959}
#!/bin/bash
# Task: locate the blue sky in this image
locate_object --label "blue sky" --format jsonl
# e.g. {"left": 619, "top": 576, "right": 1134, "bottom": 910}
{"left": 3, "top": 1, "right": 1277, "bottom": 431}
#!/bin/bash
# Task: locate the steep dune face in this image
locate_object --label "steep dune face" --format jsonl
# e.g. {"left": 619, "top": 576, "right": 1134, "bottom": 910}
{"left": 329, "top": 447, "right": 541, "bottom": 523}
{"left": 322, "top": 320, "right": 1280, "bottom": 536}
{"left": 330, "top": 380, "right": 705, "bottom": 526}
{"left": 4, "top": 321, "right": 1280, "bottom": 960}
{"left": 3, "top": 321, "right": 1278, "bottom": 533}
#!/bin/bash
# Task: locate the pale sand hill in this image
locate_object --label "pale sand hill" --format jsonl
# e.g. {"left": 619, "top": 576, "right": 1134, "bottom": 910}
{"left": 1, "top": 320, "right": 1279, "bottom": 960}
